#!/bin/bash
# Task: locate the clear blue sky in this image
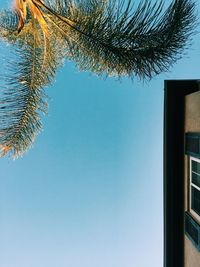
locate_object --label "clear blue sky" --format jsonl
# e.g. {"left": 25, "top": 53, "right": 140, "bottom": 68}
{"left": 0, "top": 1, "right": 200, "bottom": 267}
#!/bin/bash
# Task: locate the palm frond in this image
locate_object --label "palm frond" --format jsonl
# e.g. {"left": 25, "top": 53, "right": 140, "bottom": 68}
{"left": 0, "top": 14, "right": 64, "bottom": 157}
{"left": 40, "top": 0, "right": 196, "bottom": 79}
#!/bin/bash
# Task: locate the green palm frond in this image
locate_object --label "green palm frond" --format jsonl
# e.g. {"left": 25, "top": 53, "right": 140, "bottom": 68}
{"left": 0, "top": 0, "right": 196, "bottom": 157}
{"left": 40, "top": 0, "right": 196, "bottom": 78}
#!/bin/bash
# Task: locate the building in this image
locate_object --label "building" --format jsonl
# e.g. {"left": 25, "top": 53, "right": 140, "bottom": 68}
{"left": 164, "top": 80, "right": 200, "bottom": 267}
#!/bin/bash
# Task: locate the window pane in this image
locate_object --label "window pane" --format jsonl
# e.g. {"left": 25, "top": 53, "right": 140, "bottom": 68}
{"left": 186, "top": 137, "right": 200, "bottom": 155}
{"left": 192, "top": 172, "right": 200, "bottom": 188}
{"left": 192, "top": 160, "right": 200, "bottom": 174}
{"left": 185, "top": 214, "right": 199, "bottom": 245}
{"left": 192, "top": 187, "right": 200, "bottom": 216}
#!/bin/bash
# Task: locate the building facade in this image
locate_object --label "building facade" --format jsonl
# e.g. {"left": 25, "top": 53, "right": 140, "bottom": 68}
{"left": 184, "top": 91, "right": 200, "bottom": 267}
{"left": 164, "top": 80, "right": 200, "bottom": 267}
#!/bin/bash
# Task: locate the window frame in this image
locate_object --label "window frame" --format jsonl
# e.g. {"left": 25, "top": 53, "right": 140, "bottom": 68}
{"left": 189, "top": 156, "right": 200, "bottom": 223}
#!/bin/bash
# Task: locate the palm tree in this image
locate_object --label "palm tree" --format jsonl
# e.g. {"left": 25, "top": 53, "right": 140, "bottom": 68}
{"left": 0, "top": 0, "right": 196, "bottom": 158}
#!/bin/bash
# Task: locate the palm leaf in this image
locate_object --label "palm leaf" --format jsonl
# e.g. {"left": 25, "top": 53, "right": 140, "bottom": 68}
{"left": 40, "top": 0, "right": 196, "bottom": 78}
{"left": 0, "top": 12, "right": 65, "bottom": 157}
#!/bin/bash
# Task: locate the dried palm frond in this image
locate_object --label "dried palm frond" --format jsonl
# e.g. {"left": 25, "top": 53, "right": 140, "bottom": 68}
{"left": 14, "top": 0, "right": 48, "bottom": 34}
{"left": 0, "top": 0, "right": 196, "bottom": 157}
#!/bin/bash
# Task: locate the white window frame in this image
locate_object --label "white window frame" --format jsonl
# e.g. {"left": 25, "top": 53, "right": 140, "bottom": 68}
{"left": 189, "top": 156, "right": 200, "bottom": 223}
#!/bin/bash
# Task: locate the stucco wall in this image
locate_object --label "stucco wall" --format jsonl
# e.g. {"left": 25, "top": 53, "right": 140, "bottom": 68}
{"left": 184, "top": 91, "right": 200, "bottom": 267}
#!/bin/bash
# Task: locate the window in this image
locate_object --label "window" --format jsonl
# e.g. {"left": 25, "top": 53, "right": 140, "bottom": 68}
{"left": 189, "top": 157, "right": 200, "bottom": 223}
{"left": 185, "top": 133, "right": 200, "bottom": 251}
